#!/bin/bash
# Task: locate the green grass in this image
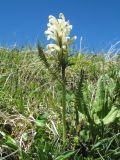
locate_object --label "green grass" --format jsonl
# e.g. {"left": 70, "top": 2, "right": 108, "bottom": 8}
{"left": 0, "top": 48, "right": 120, "bottom": 160}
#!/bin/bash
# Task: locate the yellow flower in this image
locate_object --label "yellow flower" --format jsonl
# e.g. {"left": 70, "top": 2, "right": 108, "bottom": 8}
{"left": 47, "top": 44, "right": 60, "bottom": 52}
{"left": 45, "top": 13, "right": 77, "bottom": 54}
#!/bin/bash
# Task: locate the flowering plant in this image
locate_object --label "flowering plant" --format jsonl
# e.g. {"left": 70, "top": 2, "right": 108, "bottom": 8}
{"left": 38, "top": 13, "right": 76, "bottom": 145}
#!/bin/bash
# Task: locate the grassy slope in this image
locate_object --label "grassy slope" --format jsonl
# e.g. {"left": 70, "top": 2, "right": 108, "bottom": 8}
{"left": 0, "top": 48, "right": 120, "bottom": 159}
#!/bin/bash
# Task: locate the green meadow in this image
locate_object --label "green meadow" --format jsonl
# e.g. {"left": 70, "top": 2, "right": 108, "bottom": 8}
{"left": 0, "top": 13, "right": 120, "bottom": 160}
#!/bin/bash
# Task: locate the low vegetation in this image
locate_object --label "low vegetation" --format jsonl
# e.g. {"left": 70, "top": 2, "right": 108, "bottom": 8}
{"left": 0, "top": 13, "right": 120, "bottom": 160}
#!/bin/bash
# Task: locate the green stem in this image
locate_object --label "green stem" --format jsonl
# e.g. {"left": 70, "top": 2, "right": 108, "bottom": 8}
{"left": 62, "top": 64, "right": 67, "bottom": 145}
{"left": 75, "top": 105, "right": 79, "bottom": 129}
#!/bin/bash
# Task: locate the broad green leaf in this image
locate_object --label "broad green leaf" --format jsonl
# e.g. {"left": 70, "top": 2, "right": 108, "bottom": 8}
{"left": 35, "top": 119, "right": 46, "bottom": 127}
{"left": 0, "top": 131, "right": 18, "bottom": 150}
{"left": 55, "top": 150, "right": 76, "bottom": 160}
{"left": 103, "top": 106, "right": 118, "bottom": 125}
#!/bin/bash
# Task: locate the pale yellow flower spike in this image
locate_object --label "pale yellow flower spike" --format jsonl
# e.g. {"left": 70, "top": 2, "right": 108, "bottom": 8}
{"left": 45, "top": 13, "right": 77, "bottom": 54}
